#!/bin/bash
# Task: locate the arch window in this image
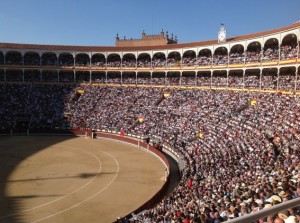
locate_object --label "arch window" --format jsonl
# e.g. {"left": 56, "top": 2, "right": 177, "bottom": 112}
{"left": 152, "top": 53, "right": 166, "bottom": 67}
{"left": 91, "top": 54, "right": 106, "bottom": 67}
{"left": 59, "top": 53, "right": 74, "bottom": 66}
{"left": 0, "top": 52, "right": 4, "bottom": 65}
{"left": 246, "top": 42, "right": 261, "bottom": 63}
{"left": 229, "top": 45, "right": 244, "bottom": 64}
{"left": 263, "top": 38, "right": 279, "bottom": 62}
{"left": 197, "top": 49, "right": 212, "bottom": 66}
{"left": 107, "top": 54, "right": 121, "bottom": 67}
{"left": 42, "top": 52, "right": 57, "bottom": 66}
{"left": 137, "top": 53, "right": 151, "bottom": 68}
{"left": 182, "top": 50, "right": 196, "bottom": 66}
{"left": 24, "top": 52, "right": 40, "bottom": 66}
{"left": 280, "top": 34, "right": 298, "bottom": 60}
{"left": 213, "top": 47, "right": 228, "bottom": 65}
{"left": 75, "top": 53, "right": 90, "bottom": 67}
{"left": 122, "top": 54, "right": 136, "bottom": 68}
{"left": 6, "top": 51, "right": 22, "bottom": 65}
{"left": 167, "top": 51, "right": 181, "bottom": 67}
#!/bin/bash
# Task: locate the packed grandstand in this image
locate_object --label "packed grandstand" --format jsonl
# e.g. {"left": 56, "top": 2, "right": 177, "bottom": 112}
{"left": 0, "top": 22, "right": 299, "bottom": 223}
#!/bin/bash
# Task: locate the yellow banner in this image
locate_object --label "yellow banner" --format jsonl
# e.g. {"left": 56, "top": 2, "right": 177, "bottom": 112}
{"left": 163, "top": 93, "right": 170, "bottom": 98}
{"left": 250, "top": 99, "right": 257, "bottom": 106}
{"left": 76, "top": 89, "right": 84, "bottom": 94}
{"left": 137, "top": 115, "right": 144, "bottom": 123}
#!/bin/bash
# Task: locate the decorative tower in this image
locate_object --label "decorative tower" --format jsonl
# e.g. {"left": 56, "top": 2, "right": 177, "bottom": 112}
{"left": 218, "top": 23, "right": 227, "bottom": 43}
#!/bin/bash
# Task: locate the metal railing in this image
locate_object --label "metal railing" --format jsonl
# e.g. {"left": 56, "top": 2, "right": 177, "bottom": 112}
{"left": 226, "top": 197, "right": 300, "bottom": 223}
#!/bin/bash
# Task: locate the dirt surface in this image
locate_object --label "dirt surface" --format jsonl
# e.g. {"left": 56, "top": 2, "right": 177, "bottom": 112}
{"left": 0, "top": 136, "right": 166, "bottom": 223}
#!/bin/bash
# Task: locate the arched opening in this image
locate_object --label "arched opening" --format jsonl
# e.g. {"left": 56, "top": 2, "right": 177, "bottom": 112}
{"left": 137, "top": 53, "right": 151, "bottom": 67}
{"left": 0, "top": 51, "right": 4, "bottom": 65}
{"left": 42, "top": 52, "right": 57, "bottom": 66}
{"left": 91, "top": 53, "right": 106, "bottom": 67}
{"left": 229, "top": 44, "right": 244, "bottom": 64}
{"left": 24, "top": 52, "right": 40, "bottom": 66}
{"left": 122, "top": 53, "right": 136, "bottom": 68}
{"left": 75, "top": 53, "right": 90, "bottom": 67}
{"left": 59, "top": 53, "right": 74, "bottom": 66}
{"left": 280, "top": 34, "right": 298, "bottom": 60}
{"left": 152, "top": 53, "right": 166, "bottom": 67}
{"left": 197, "top": 49, "right": 212, "bottom": 66}
{"left": 182, "top": 50, "right": 196, "bottom": 66}
{"left": 107, "top": 54, "right": 121, "bottom": 67}
{"left": 6, "top": 51, "right": 22, "bottom": 65}
{"left": 246, "top": 42, "right": 261, "bottom": 63}
{"left": 213, "top": 47, "right": 228, "bottom": 65}
{"left": 262, "top": 38, "right": 279, "bottom": 62}
{"left": 167, "top": 51, "right": 181, "bottom": 67}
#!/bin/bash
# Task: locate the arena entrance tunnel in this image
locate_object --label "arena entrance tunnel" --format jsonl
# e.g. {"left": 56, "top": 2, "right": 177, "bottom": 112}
{"left": 0, "top": 132, "right": 179, "bottom": 223}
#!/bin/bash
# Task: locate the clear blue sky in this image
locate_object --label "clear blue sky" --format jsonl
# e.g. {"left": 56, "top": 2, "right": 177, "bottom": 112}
{"left": 0, "top": 0, "right": 299, "bottom": 46}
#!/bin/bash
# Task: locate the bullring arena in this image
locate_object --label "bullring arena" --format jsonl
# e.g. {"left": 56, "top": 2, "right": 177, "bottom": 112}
{"left": 0, "top": 22, "right": 300, "bottom": 223}
{"left": 0, "top": 135, "right": 168, "bottom": 223}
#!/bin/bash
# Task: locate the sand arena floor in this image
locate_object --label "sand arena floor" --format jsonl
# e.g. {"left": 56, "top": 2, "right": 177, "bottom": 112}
{"left": 0, "top": 136, "right": 166, "bottom": 223}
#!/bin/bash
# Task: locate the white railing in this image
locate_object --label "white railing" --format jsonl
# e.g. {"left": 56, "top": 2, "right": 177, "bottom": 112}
{"left": 225, "top": 197, "right": 300, "bottom": 223}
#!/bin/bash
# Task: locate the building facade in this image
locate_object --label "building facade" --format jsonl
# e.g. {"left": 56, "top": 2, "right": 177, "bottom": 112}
{"left": 0, "top": 22, "right": 299, "bottom": 92}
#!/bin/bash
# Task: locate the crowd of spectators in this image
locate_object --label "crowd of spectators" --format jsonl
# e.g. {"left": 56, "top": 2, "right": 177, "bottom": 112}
{"left": 229, "top": 52, "right": 245, "bottom": 64}
{"left": 245, "top": 50, "right": 261, "bottom": 63}
{"left": 280, "top": 45, "right": 298, "bottom": 60}
{"left": 262, "top": 47, "right": 279, "bottom": 62}
{"left": 0, "top": 79, "right": 299, "bottom": 223}
{"left": 213, "top": 55, "right": 228, "bottom": 65}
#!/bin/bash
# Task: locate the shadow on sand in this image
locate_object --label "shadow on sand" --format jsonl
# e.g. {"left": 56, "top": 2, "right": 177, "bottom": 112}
{"left": 0, "top": 135, "right": 78, "bottom": 223}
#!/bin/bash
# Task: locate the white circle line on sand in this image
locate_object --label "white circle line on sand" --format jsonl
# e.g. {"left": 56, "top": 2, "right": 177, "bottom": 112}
{"left": 0, "top": 148, "right": 102, "bottom": 219}
{"left": 30, "top": 149, "right": 120, "bottom": 223}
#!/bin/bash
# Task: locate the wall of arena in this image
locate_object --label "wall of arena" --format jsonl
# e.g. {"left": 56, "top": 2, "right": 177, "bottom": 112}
{"left": 0, "top": 22, "right": 299, "bottom": 93}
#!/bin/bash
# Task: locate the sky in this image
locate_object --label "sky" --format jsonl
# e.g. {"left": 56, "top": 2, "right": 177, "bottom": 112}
{"left": 0, "top": 0, "right": 299, "bottom": 46}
